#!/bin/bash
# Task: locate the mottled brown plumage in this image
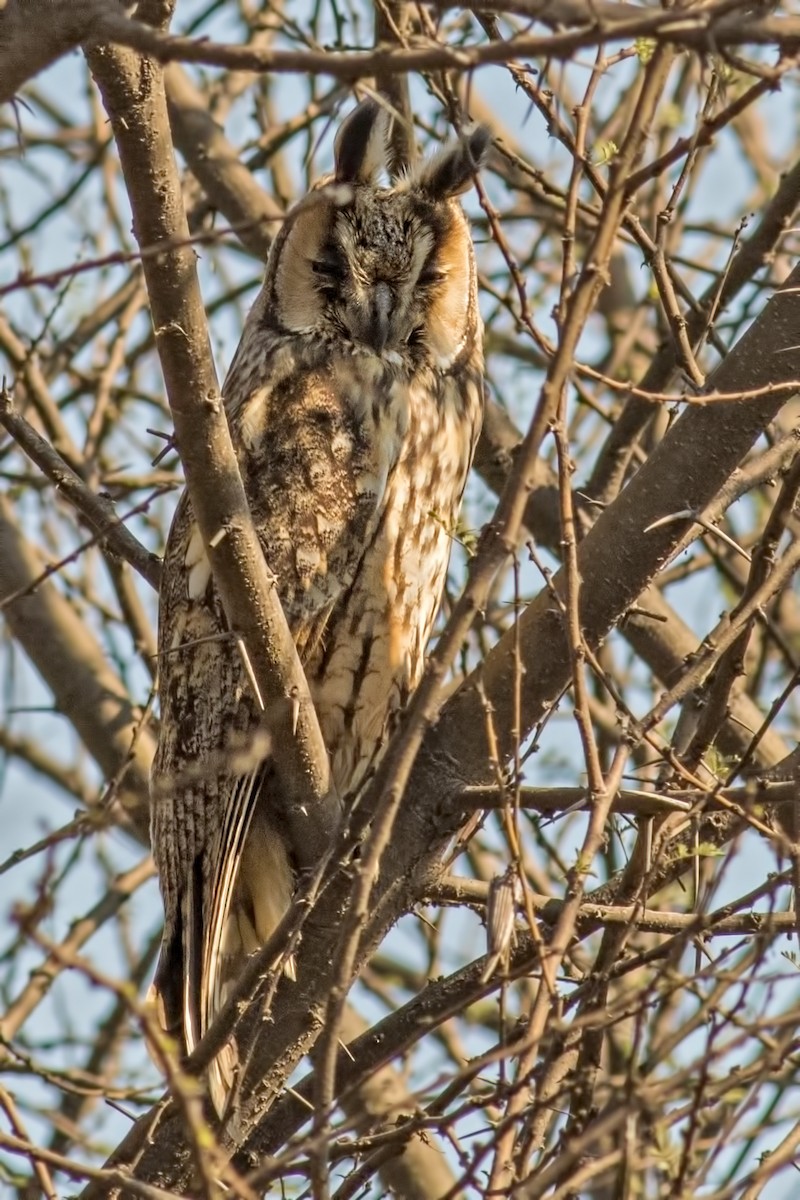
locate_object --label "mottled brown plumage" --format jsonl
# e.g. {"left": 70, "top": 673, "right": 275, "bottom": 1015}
{"left": 150, "top": 101, "right": 487, "bottom": 1113}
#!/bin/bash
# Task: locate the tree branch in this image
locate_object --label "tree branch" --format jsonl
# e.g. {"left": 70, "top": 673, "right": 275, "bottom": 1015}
{"left": 0, "top": 385, "right": 162, "bottom": 590}
{"left": 0, "top": 494, "right": 154, "bottom": 840}
{"left": 85, "top": 37, "right": 340, "bottom": 873}
{"left": 0, "top": 0, "right": 126, "bottom": 104}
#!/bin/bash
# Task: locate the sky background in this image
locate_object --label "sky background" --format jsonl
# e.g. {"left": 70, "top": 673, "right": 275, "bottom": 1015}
{"left": 2, "top": 3, "right": 800, "bottom": 1195}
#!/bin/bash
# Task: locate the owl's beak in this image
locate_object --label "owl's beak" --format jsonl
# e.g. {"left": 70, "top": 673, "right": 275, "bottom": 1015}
{"left": 364, "top": 281, "right": 393, "bottom": 353}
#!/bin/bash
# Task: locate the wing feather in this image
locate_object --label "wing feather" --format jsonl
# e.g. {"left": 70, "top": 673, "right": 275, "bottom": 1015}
{"left": 200, "top": 765, "right": 263, "bottom": 1047}
{"left": 182, "top": 853, "right": 204, "bottom": 1055}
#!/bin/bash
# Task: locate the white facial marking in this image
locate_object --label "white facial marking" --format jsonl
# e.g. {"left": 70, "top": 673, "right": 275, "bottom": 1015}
{"left": 185, "top": 524, "right": 212, "bottom": 600}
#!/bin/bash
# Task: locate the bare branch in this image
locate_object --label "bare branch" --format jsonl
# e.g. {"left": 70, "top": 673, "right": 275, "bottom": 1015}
{"left": 0, "top": 494, "right": 154, "bottom": 838}
{"left": 0, "top": 384, "right": 163, "bottom": 589}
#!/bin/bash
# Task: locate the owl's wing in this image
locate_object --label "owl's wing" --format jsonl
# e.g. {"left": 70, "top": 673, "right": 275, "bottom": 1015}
{"left": 153, "top": 752, "right": 271, "bottom": 1112}
{"left": 200, "top": 761, "right": 264, "bottom": 1031}
{"left": 151, "top": 374, "right": 400, "bottom": 1109}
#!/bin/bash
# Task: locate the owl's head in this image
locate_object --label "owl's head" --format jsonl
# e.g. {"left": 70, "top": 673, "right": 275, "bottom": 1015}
{"left": 264, "top": 100, "right": 489, "bottom": 371}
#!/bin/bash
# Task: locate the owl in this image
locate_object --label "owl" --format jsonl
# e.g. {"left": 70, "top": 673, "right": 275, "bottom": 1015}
{"left": 150, "top": 100, "right": 488, "bottom": 1115}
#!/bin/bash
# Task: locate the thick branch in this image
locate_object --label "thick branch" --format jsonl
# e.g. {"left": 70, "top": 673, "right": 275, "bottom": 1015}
{"left": 323, "top": 1005, "right": 460, "bottom": 1200}
{"left": 86, "top": 10, "right": 800, "bottom": 75}
{"left": 0, "top": 0, "right": 125, "bottom": 104}
{"left": 0, "top": 495, "right": 154, "bottom": 839}
{"left": 415, "top": 264, "right": 800, "bottom": 812}
{"left": 164, "top": 63, "right": 282, "bottom": 262}
{"left": 0, "top": 387, "right": 162, "bottom": 590}
{"left": 477, "top": 398, "right": 792, "bottom": 770}
{"left": 85, "top": 40, "right": 339, "bottom": 871}
{"left": 459, "top": 780, "right": 800, "bottom": 818}
{"left": 4, "top": 1, "right": 800, "bottom": 113}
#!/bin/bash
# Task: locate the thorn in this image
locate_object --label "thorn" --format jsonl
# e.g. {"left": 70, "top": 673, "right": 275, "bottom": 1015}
{"left": 208, "top": 526, "right": 228, "bottom": 549}
{"left": 645, "top": 508, "right": 751, "bottom": 561}
{"left": 644, "top": 507, "right": 695, "bottom": 533}
{"left": 338, "top": 1037, "right": 355, "bottom": 1062}
{"left": 623, "top": 787, "right": 692, "bottom": 812}
{"left": 539, "top": 791, "right": 591, "bottom": 826}
{"left": 285, "top": 1086, "right": 314, "bottom": 1112}
{"left": 290, "top": 687, "right": 300, "bottom": 735}
{"left": 624, "top": 604, "right": 669, "bottom": 623}
{"left": 149, "top": 429, "right": 176, "bottom": 467}
{"left": 575, "top": 491, "right": 606, "bottom": 510}
{"left": 643, "top": 815, "right": 654, "bottom": 873}
{"left": 236, "top": 637, "right": 264, "bottom": 711}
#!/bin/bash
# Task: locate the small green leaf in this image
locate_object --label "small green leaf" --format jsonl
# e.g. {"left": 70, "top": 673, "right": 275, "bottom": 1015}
{"left": 674, "top": 842, "right": 724, "bottom": 860}
{"left": 660, "top": 102, "right": 684, "bottom": 131}
{"left": 593, "top": 140, "right": 618, "bottom": 166}
{"left": 635, "top": 38, "right": 656, "bottom": 64}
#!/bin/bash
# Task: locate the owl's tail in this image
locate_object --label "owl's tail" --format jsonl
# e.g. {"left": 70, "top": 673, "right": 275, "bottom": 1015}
{"left": 148, "top": 787, "right": 295, "bottom": 1119}
{"left": 197, "top": 805, "right": 296, "bottom": 1116}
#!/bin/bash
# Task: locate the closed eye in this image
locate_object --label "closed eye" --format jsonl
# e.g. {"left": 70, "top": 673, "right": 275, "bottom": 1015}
{"left": 311, "top": 258, "right": 345, "bottom": 281}
{"left": 418, "top": 265, "right": 446, "bottom": 286}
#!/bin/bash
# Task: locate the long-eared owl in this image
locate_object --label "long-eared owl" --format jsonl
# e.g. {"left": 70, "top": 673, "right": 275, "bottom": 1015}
{"left": 151, "top": 100, "right": 488, "bottom": 1114}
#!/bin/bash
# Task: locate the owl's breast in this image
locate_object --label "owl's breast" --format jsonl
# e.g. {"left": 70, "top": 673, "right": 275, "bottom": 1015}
{"left": 228, "top": 348, "right": 412, "bottom": 632}
{"left": 307, "top": 367, "right": 483, "bottom": 798}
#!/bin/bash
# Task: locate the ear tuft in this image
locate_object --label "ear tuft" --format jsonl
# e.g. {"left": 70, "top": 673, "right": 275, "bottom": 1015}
{"left": 334, "top": 99, "right": 390, "bottom": 184}
{"left": 414, "top": 125, "right": 491, "bottom": 199}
